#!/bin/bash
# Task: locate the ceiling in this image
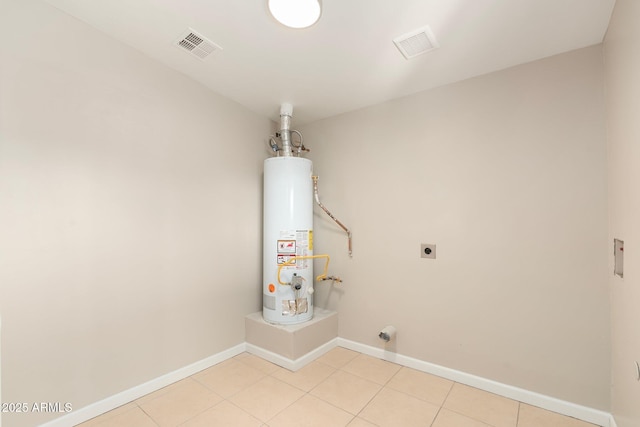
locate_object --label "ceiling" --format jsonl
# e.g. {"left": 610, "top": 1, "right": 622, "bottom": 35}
{"left": 43, "top": 0, "right": 616, "bottom": 125}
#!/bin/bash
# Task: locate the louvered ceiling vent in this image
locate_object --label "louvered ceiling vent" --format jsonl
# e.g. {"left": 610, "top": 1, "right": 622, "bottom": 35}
{"left": 393, "top": 25, "right": 439, "bottom": 60}
{"left": 175, "top": 29, "right": 222, "bottom": 60}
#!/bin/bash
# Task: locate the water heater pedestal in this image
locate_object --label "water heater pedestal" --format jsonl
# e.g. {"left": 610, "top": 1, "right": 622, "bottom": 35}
{"left": 245, "top": 308, "right": 337, "bottom": 371}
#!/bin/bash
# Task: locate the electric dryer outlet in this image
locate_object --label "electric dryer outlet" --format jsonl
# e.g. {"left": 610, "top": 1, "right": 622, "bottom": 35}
{"left": 421, "top": 244, "right": 436, "bottom": 259}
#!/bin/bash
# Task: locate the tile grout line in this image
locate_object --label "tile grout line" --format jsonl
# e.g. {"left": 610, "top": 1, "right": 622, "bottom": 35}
{"left": 305, "top": 366, "right": 356, "bottom": 425}
{"left": 135, "top": 402, "right": 161, "bottom": 427}
{"left": 428, "top": 378, "right": 456, "bottom": 427}
{"left": 81, "top": 348, "right": 594, "bottom": 427}
{"left": 348, "top": 357, "right": 401, "bottom": 423}
{"left": 189, "top": 373, "right": 232, "bottom": 427}
{"left": 440, "top": 382, "right": 521, "bottom": 427}
{"left": 228, "top": 359, "right": 297, "bottom": 425}
{"left": 312, "top": 351, "right": 359, "bottom": 417}
{"left": 223, "top": 398, "right": 268, "bottom": 426}
{"left": 303, "top": 351, "right": 379, "bottom": 425}
{"left": 234, "top": 354, "right": 353, "bottom": 426}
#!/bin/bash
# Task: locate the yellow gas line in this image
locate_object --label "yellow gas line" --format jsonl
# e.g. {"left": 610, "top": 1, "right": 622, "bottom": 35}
{"left": 277, "top": 254, "right": 331, "bottom": 285}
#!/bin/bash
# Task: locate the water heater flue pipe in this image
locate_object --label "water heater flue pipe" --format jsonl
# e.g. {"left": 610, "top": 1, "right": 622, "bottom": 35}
{"left": 279, "top": 103, "right": 294, "bottom": 157}
{"left": 312, "top": 176, "right": 353, "bottom": 257}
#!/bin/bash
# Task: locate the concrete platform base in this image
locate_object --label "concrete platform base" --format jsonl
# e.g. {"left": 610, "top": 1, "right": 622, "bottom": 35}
{"left": 245, "top": 308, "right": 338, "bottom": 371}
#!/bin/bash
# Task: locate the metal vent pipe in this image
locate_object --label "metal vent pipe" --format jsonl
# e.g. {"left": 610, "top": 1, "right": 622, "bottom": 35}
{"left": 279, "top": 103, "right": 293, "bottom": 157}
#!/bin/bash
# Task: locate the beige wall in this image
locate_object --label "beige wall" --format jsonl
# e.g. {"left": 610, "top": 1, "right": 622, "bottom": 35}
{"left": 303, "top": 46, "right": 610, "bottom": 410}
{"left": 604, "top": 1, "right": 640, "bottom": 426}
{"left": 0, "top": 0, "right": 617, "bottom": 424}
{"left": 0, "top": 1, "right": 271, "bottom": 426}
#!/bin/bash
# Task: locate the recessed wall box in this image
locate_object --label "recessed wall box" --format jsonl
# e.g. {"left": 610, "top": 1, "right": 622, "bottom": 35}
{"left": 421, "top": 244, "right": 436, "bottom": 259}
{"left": 614, "top": 238, "right": 624, "bottom": 278}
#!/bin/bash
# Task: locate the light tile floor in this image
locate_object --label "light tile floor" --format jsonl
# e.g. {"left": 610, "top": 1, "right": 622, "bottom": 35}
{"left": 77, "top": 348, "right": 600, "bottom": 427}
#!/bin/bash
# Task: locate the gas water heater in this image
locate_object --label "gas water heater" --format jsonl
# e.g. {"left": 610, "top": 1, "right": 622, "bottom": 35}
{"left": 263, "top": 104, "right": 350, "bottom": 325}
{"left": 263, "top": 104, "right": 314, "bottom": 324}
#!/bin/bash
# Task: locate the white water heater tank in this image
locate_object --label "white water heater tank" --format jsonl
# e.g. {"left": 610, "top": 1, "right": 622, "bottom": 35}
{"left": 263, "top": 156, "right": 314, "bottom": 324}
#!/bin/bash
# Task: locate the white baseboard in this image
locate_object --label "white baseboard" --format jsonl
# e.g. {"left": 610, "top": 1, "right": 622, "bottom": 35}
{"left": 40, "top": 343, "right": 247, "bottom": 427}
{"left": 246, "top": 338, "right": 338, "bottom": 371}
{"left": 337, "top": 338, "right": 612, "bottom": 427}
{"left": 38, "top": 338, "right": 615, "bottom": 427}
{"left": 1, "top": 315, "right": 2, "bottom": 427}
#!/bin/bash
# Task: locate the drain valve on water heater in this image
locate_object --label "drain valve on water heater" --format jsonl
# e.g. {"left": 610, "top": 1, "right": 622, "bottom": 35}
{"left": 291, "top": 274, "right": 303, "bottom": 290}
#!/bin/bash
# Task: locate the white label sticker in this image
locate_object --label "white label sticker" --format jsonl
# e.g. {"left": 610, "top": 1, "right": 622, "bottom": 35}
{"left": 277, "top": 240, "right": 296, "bottom": 254}
{"left": 276, "top": 230, "right": 310, "bottom": 268}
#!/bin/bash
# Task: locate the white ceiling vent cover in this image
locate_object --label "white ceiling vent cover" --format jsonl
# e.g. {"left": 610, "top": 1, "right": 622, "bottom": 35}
{"left": 393, "top": 25, "right": 439, "bottom": 60}
{"left": 174, "top": 29, "right": 222, "bottom": 60}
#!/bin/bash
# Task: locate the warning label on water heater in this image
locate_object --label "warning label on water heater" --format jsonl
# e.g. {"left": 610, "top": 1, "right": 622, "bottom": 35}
{"left": 277, "top": 230, "right": 311, "bottom": 267}
{"left": 277, "top": 240, "right": 296, "bottom": 253}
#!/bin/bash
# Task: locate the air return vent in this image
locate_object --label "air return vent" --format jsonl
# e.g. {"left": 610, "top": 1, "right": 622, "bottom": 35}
{"left": 393, "top": 25, "right": 439, "bottom": 60}
{"left": 174, "top": 28, "right": 222, "bottom": 60}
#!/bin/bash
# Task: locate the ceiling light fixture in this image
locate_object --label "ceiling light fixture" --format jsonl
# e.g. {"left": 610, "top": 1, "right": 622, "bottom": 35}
{"left": 268, "top": 0, "right": 321, "bottom": 29}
